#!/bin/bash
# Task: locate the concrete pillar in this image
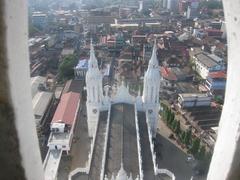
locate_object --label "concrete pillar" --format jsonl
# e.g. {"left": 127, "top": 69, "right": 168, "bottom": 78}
{"left": 1, "top": 0, "right": 44, "bottom": 180}
{"left": 207, "top": 0, "right": 240, "bottom": 179}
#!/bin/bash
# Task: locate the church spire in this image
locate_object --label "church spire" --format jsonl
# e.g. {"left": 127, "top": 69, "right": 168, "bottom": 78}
{"left": 148, "top": 40, "right": 159, "bottom": 69}
{"left": 89, "top": 39, "right": 99, "bottom": 69}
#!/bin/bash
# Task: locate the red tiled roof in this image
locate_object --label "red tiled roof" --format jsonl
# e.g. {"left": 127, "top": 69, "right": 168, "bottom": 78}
{"left": 208, "top": 71, "right": 226, "bottom": 79}
{"left": 52, "top": 92, "right": 80, "bottom": 125}
{"left": 161, "top": 67, "right": 177, "bottom": 81}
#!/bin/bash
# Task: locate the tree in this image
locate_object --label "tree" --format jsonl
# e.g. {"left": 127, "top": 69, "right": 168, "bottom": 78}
{"left": 181, "top": 131, "right": 186, "bottom": 143}
{"left": 184, "top": 129, "right": 192, "bottom": 146}
{"left": 174, "top": 121, "right": 181, "bottom": 136}
{"left": 163, "top": 105, "right": 169, "bottom": 121}
{"left": 167, "top": 111, "right": 175, "bottom": 127}
{"left": 191, "top": 138, "right": 200, "bottom": 156}
{"left": 166, "top": 108, "right": 172, "bottom": 124}
{"left": 58, "top": 54, "right": 78, "bottom": 81}
{"left": 171, "top": 119, "right": 177, "bottom": 130}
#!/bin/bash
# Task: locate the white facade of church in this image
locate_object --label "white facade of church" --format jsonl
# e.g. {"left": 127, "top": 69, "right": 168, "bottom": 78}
{"left": 142, "top": 43, "right": 161, "bottom": 137}
{"left": 82, "top": 42, "right": 175, "bottom": 180}
{"left": 86, "top": 42, "right": 161, "bottom": 139}
{"left": 85, "top": 42, "right": 109, "bottom": 137}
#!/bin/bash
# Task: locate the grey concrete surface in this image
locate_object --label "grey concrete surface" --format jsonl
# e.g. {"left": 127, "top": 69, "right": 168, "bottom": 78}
{"left": 105, "top": 103, "right": 139, "bottom": 179}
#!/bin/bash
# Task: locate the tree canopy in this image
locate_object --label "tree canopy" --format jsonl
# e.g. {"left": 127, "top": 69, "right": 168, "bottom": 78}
{"left": 58, "top": 54, "right": 78, "bottom": 81}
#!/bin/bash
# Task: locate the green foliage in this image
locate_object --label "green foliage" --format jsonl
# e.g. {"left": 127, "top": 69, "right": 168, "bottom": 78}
{"left": 181, "top": 131, "right": 186, "bottom": 143}
{"left": 184, "top": 129, "right": 192, "bottom": 146}
{"left": 171, "top": 119, "right": 177, "bottom": 130}
{"left": 174, "top": 121, "right": 181, "bottom": 136}
{"left": 166, "top": 109, "right": 172, "bottom": 124}
{"left": 214, "top": 96, "right": 224, "bottom": 105}
{"left": 58, "top": 54, "right": 78, "bottom": 81}
{"left": 191, "top": 138, "right": 201, "bottom": 155}
{"left": 161, "top": 103, "right": 210, "bottom": 160}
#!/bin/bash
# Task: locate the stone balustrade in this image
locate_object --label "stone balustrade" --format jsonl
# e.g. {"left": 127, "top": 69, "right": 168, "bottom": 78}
{"left": 134, "top": 104, "right": 144, "bottom": 180}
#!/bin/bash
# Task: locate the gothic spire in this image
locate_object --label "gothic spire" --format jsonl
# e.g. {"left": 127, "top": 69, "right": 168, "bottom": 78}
{"left": 148, "top": 40, "right": 159, "bottom": 69}
{"left": 88, "top": 39, "right": 99, "bottom": 69}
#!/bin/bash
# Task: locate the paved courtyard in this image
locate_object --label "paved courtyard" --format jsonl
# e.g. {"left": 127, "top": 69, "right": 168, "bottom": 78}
{"left": 156, "top": 119, "right": 207, "bottom": 180}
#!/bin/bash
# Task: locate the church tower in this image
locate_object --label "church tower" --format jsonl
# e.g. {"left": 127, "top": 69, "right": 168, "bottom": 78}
{"left": 86, "top": 41, "right": 104, "bottom": 137}
{"left": 142, "top": 41, "right": 161, "bottom": 137}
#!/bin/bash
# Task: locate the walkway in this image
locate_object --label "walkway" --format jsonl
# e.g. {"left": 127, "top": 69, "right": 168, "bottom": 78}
{"left": 44, "top": 149, "right": 62, "bottom": 180}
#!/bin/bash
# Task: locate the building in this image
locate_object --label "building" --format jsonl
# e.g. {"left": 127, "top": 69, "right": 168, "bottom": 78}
{"left": 161, "top": 67, "right": 177, "bottom": 88}
{"left": 32, "top": 12, "right": 47, "bottom": 29}
{"left": 167, "top": 0, "right": 179, "bottom": 12}
{"left": 83, "top": 15, "right": 115, "bottom": 33}
{"left": 31, "top": 76, "right": 47, "bottom": 97}
{"left": 61, "top": 48, "right": 75, "bottom": 59}
{"left": 164, "top": 55, "right": 182, "bottom": 67}
{"left": 32, "top": 91, "right": 53, "bottom": 126}
{"left": 205, "top": 29, "right": 223, "bottom": 38}
{"left": 205, "top": 71, "right": 226, "bottom": 98}
{"left": 193, "top": 52, "right": 225, "bottom": 79}
{"left": 74, "top": 59, "right": 88, "bottom": 80}
{"left": 43, "top": 42, "right": 175, "bottom": 180}
{"left": 47, "top": 92, "right": 80, "bottom": 153}
{"left": 42, "top": 40, "right": 175, "bottom": 180}
{"left": 85, "top": 42, "right": 109, "bottom": 137}
{"left": 178, "top": 93, "right": 212, "bottom": 108}
{"left": 186, "top": 0, "right": 199, "bottom": 19}
{"left": 44, "top": 91, "right": 80, "bottom": 180}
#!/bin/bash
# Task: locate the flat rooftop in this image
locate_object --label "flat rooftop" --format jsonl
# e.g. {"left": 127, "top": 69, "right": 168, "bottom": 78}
{"left": 48, "top": 132, "right": 70, "bottom": 146}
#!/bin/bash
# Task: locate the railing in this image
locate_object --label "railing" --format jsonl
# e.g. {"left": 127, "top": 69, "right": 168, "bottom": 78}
{"left": 68, "top": 167, "right": 89, "bottom": 180}
{"left": 134, "top": 104, "right": 144, "bottom": 180}
{"left": 43, "top": 150, "right": 51, "bottom": 170}
{"left": 100, "top": 105, "right": 111, "bottom": 180}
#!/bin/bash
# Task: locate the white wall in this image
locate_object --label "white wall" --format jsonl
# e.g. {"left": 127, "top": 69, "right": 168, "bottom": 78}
{"left": 207, "top": 0, "right": 240, "bottom": 179}
{"left": 4, "top": 0, "right": 44, "bottom": 179}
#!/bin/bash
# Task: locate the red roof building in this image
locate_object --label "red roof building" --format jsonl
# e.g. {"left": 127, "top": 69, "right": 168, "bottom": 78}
{"left": 161, "top": 67, "right": 177, "bottom": 81}
{"left": 52, "top": 92, "right": 80, "bottom": 125}
{"left": 208, "top": 71, "right": 226, "bottom": 79}
{"left": 205, "top": 29, "right": 223, "bottom": 37}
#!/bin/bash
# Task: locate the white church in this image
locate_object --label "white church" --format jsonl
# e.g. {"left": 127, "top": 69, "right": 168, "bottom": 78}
{"left": 73, "top": 41, "right": 176, "bottom": 180}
